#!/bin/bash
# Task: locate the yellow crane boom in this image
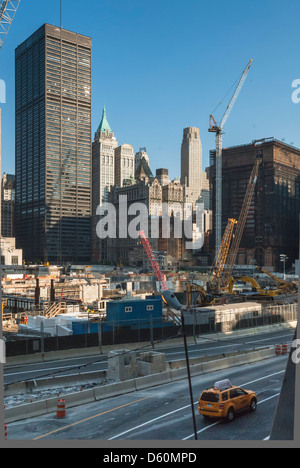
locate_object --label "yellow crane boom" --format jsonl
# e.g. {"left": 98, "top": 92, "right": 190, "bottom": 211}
{"left": 209, "top": 218, "right": 237, "bottom": 293}
{"left": 221, "top": 156, "right": 262, "bottom": 290}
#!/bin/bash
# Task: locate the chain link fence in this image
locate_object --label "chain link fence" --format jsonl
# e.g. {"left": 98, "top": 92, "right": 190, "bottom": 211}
{"left": 5, "top": 302, "right": 298, "bottom": 357}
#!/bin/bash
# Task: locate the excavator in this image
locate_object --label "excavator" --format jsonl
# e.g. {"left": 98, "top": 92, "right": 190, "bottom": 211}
{"left": 185, "top": 282, "right": 219, "bottom": 307}
{"left": 226, "top": 265, "right": 298, "bottom": 298}
{"left": 227, "top": 275, "right": 278, "bottom": 297}
{"left": 255, "top": 266, "right": 297, "bottom": 294}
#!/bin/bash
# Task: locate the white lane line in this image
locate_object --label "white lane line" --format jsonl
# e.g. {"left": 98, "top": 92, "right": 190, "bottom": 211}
{"left": 5, "top": 364, "right": 86, "bottom": 377}
{"left": 166, "top": 333, "right": 293, "bottom": 358}
{"left": 108, "top": 404, "right": 192, "bottom": 440}
{"left": 108, "top": 370, "right": 285, "bottom": 440}
{"left": 241, "top": 370, "right": 285, "bottom": 387}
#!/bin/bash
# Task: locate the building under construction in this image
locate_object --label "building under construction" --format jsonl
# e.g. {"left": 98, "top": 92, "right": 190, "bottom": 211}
{"left": 208, "top": 138, "right": 300, "bottom": 271}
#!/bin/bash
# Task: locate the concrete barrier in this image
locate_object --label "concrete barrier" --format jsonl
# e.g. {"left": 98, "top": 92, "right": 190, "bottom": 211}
{"left": 63, "top": 388, "right": 96, "bottom": 408}
{"left": 227, "top": 353, "right": 255, "bottom": 367}
{"left": 94, "top": 379, "right": 136, "bottom": 401}
{"left": 170, "top": 366, "right": 192, "bottom": 382}
{"left": 190, "top": 363, "right": 204, "bottom": 377}
{"left": 201, "top": 357, "right": 231, "bottom": 375}
{"left": 5, "top": 400, "right": 48, "bottom": 423}
{"left": 135, "top": 371, "right": 172, "bottom": 391}
{"left": 45, "top": 388, "right": 96, "bottom": 414}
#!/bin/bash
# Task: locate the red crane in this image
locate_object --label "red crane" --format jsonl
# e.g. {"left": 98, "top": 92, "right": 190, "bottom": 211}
{"left": 139, "top": 230, "right": 169, "bottom": 291}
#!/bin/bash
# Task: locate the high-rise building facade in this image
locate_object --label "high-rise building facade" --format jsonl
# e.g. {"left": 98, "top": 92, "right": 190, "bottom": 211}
{"left": 92, "top": 107, "right": 118, "bottom": 261}
{"left": 15, "top": 24, "right": 92, "bottom": 263}
{"left": 2, "top": 173, "right": 15, "bottom": 238}
{"left": 180, "top": 127, "right": 203, "bottom": 207}
{"left": 209, "top": 138, "right": 300, "bottom": 270}
{"left": 135, "top": 147, "right": 149, "bottom": 172}
{"left": 156, "top": 168, "right": 170, "bottom": 187}
{"left": 115, "top": 144, "right": 135, "bottom": 187}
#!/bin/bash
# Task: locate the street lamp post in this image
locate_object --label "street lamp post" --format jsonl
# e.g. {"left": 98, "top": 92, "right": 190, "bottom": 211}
{"left": 280, "top": 254, "right": 288, "bottom": 280}
{"left": 162, "top": 290, "right": 198, "bottom": 440}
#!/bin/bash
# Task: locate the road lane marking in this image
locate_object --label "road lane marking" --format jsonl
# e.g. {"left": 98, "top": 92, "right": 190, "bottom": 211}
{"left": 109, "top": 370, "right": 285, "bottom": 440}
{"left": 32, "top": 396, "right": 149, "bottom": 440}
{"left": 241, "top": 370, "right": 285, "bottom": 387}
{"left": 108, "top": 403, "right": 193, "bottom": 440}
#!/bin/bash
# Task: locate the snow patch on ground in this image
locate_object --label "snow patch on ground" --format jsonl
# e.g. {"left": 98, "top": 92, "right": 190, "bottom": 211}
{"left": 4, "top": 378, "right": 118, "bottom": 409}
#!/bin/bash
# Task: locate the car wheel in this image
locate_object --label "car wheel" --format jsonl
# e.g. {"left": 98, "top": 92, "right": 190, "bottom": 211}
{"left": 226, "top": 407, "right": 235, "bottom": 422}
{"left": 203, "top": 415, "right": 211, "bottom": 420}
{"left": 249, "top": 398, "right": 257, "bottom": 412}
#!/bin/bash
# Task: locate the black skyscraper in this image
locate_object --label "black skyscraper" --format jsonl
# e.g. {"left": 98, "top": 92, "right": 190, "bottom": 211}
{"left": 15, "top": 24, "right": 92, "bottom": 263}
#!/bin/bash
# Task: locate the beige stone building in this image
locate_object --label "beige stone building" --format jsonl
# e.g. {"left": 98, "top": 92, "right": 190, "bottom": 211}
{"left": 92, "top": 107, "right": 118, "bottom": 260}
{"left": 180, "top": 127, "right": 203, "bottom": 208}
{"left": 135, "top": 147, "right": 149, "bottom": 172}
{"left": 115, "top": 144, "right": 135, "bottom": 187}
{"left": 107, "top": 159, "right": 186, "bottom": 266}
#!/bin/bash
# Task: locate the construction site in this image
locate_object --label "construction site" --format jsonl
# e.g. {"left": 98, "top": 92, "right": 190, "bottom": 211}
{"left": 0, "top": 4, "right": 298, "bottom": 355}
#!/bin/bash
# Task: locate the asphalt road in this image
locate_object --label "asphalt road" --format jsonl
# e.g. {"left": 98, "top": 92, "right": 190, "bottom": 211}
{"left": 7, "top": 354, "right": 288, "bottom": 441}
{"left": 4, "top": 327, "right": 295, "bottom": 386}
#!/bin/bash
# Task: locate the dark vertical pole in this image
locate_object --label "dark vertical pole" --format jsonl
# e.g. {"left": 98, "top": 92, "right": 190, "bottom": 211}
{"left": 98, "top": 321, "right": 102, "bottom": 355}
{"left": 50, "top": 279, "right": 55, "bottom": 303}
{"left": 0, "top": 240, "right": 5, "bottom": 442}
{"left": 181, "top": 309, "right": 198, "bottom": 440}
{"left": 35, "top": 278, "right": 40, "bottom": 309}
{"left": 150, "top": 314, "right": 154, "bottom": 349}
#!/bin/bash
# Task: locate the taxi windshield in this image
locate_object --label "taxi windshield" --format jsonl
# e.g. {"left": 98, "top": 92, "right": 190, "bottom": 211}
{"left": 200, "top": 392, "right": 220, "bottom": 403}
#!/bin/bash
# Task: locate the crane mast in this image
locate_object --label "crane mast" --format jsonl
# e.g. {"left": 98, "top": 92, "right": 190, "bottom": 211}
{"left": 139, "top": 230, "right": 169, "bottom": 292}
{"left": 221, "top": 156, "right": 262, "bottom": 289}
{"left": 209, "top": 217, "right": 237, "bottom": 293}
{"left": 0, "top": 0, "right": 20, "bottom": 49}
{"left": 209, "top": 59, "right": 252, "bottom": 256}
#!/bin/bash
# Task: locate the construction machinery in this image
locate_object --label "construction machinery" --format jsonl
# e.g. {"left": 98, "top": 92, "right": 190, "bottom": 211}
{"left": 227, "top": 275, "right": 278, "bottom": 297}
{"left": 0, "top": 0, "right": 20, "bottom": 49}
{"left": 221, "top": 156, "right": 262, "bottom": 291}
{"left": 208, "top": 218, "right": 237, "bottom": 294}
{"left": 138, "top": 231, "right": 181, "bottom": 324}
{"left": 209, "top": 59, "right": 252, "bottom": 256}
{"left": 139, "top": 230, "right": 169, "bottom": 291}
{"left": 185, "top": 282, "right": 223, "bottom": 308}
{"left": 255, "top": 266, "right": 298, "bottom": 294}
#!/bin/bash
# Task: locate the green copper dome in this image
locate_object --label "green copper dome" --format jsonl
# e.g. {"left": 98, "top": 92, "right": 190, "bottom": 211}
{"left": 97, "top": 106, "right": 112, "bottom": 134}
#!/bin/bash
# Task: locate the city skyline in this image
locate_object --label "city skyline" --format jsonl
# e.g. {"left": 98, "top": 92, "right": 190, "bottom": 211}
{"left": 0, "top": 0, "right": 300, "bottom": 181}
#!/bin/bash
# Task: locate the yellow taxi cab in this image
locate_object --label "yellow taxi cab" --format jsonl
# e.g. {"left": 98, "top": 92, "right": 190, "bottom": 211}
{"left": 198, "top": 379, "right": 257, "bottom": 422}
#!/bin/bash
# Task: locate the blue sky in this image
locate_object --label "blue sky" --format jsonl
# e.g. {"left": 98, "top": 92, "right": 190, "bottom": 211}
{"left": 0, "top": 0, "right": 300, "bottom": 179}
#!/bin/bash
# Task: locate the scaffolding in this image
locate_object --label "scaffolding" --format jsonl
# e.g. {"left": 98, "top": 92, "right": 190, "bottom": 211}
{"left": 0, "top": 0, "right": 20, "bottom": 49}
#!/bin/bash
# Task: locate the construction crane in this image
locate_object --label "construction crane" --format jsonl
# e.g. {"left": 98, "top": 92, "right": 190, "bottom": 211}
{"left": 139, "top": 230, "right": 169, "bottom": 291}
{"left": 221, "top": 156, "right": 262, "bottom": 290}
{"left": 209, "top": 218, "right": 237, "bottom": 293}
{"left": 138, "top": 231, "right": 182, "bottom": 325}
{"left": 209, "top": 59, "right": 253, "bottom": 256}
{"left": 0, "top": 0, "right": 20, "bottom": 49}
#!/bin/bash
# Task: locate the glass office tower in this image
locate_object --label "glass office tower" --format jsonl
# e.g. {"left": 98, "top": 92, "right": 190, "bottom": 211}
{"left": 15, "top": 24, "right": 92, "bottom": 263}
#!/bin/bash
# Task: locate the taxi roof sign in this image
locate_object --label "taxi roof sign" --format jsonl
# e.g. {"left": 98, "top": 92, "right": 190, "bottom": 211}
{"left": 214, "top": 379, "right": 232, "bottom": 390}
